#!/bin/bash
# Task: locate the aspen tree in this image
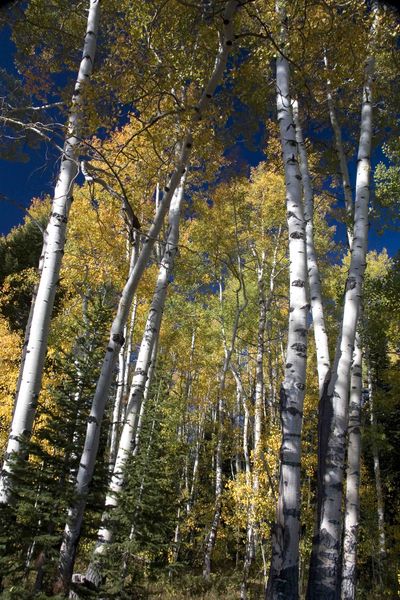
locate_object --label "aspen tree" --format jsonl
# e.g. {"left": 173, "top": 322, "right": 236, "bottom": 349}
{"left": 307, "top": 6, "right": 378, "bottom": 597}
{"left": 84, "top": 179, "right": 186, "bottom": 588}
{"left": 56, "top": 2, "right": 241, "bottom": 590}
{"left": 0, "top": 0, "right": 101, "bottom": 506}
{"left": 267, "top": 2, "right": 308, "bottom": 597}
{"left": 341, "top": 334, "right": 362, "bottom": 600}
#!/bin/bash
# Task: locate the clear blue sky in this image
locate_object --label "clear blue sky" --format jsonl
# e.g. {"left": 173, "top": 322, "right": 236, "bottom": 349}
{"left": 1, "top": 15, "right": 399, "bottom": 257}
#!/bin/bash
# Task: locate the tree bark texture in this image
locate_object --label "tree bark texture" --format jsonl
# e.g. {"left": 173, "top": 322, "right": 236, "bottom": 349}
{"left": 293, "top": 100, "right": 330, "bottom": 396}
{"left": 267, "top": 4, "right": 308, "bottom": 598}
{"left": 307, "top": 10, "right": 377, "bottom": 596}
{"left": 56, "top": 4, "right": 240, "bottom": 588}
{"left": 85, "top": 180, "right": 186, "bottom": 586}
{"left": 341, "top": 333, "right": 362, "bottom": 600}
{"left": 0, "top": 0, "right": 101, "bottom": 506}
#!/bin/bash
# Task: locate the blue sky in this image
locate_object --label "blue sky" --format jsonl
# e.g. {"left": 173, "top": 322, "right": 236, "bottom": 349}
{"left": 1, "top": 15, "right": 399, "bottom": 257}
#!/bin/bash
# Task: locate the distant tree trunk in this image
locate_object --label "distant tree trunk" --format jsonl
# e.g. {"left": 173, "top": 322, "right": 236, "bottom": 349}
{"left": 266, "top": 3, "right": 308, "bottom": 598}
{"left": 203, "top": 394, "right": 224, "bottom": 580}
{"left": 84, "top": 179, "right": 186, "bottom": 588}
{"left": 368, "top": 368, "right": 386, "bottom": 565}
{"left": 307, "top": 7, "right": 377, "bottom": 596}
{"left": 341, "top": 333, "right": 362, "bottom": 600}
{"left": 0, "top": 0, "right": 101, "bottom": 506}
{"left": 203, "top": 265, "right": 247, "bottom": 579}
{"left": 108, "top": 245, "right": 139, "bottom": 472}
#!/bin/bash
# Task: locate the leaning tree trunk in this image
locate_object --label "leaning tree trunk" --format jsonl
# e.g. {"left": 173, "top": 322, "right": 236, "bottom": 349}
{"left": 341, "top": 333, "right": 362, "bottom": 600}
{"left": 306, "top": 8, "right": 377, "bottom": 596}
{"left": 0, "top": 0, "right": 101, "bottom": 506}
{"left": 266, "top": 3, "right": 308, "bottom": 599}
{"left": 84, "top": 179, "right": 185, "bottom": 588}
{"left": 56, "top": 4, "right": 240, "bottom": 589}
{"left": 55, "top": 154, "right": 190, "bottom": 594}
{"left": 108, "top": 243, "right": 139, "bottom": 473}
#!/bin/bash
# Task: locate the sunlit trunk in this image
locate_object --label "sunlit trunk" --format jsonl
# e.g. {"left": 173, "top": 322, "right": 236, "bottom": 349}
{"left": 267, "top": 3, "right": 308, "bottom": 598}
{"left": 84, "top": 180, "right": 186, "bottom": 587}
{"left": 307, "top": 7, "right": 377, "bottom": 596}
{"left": 0, "top": 0, "right": 101, "bottom": 506}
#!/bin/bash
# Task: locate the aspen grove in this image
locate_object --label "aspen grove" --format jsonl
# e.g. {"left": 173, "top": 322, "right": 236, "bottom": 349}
{"left": 0, "top": 1, "right": 400, "bottom": 599}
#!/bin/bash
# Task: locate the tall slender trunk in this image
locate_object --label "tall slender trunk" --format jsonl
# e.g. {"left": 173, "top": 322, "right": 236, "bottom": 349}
{"left": 132, "top": 336, "right": 159, "bottom": 457}
{"left": 203, "top": 266, "right": 246, "bottom": 579}
{"left": 368, "top": 368, "right": 386, "bottom": 563}
{"left": 341, "top": 333, "right": 362, "bottom": 600}
{"left": 108, "top": 331, "right": 127, "bottom": 474}
{"left": 55, "top": 144, "right": 190, "bottom": 594}
{"left": 307, "top": 8, "right": 377, "bottom": 596}
{"left": 84, "top": 180, "right": 186, "bottom": 587}
{"left": 55, "top": 5, "right": 240, "bottom": 587}
{"left": 0, "top": 0, "right": 101, "bottom": 506}
{"left": 203, "top": 394, "right": 224, "bottom": 580}
{"left": 267, "top": 4, "right": 308, "bottom": 598}
{"left": 292, "top": 100, "right": 330, "bottom": 395}
{"left": 108, "top": 245, "right": 139, "bottom": 472}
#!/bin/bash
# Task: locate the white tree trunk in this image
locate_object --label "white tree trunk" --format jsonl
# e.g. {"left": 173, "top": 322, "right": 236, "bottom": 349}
{"left": 108, "top": 328, "right": 127, "bottom": 474}
{"left": 0, "top": 0, "right": 101, "bottom": 506}
{"left": 368, "top": 368, "right": 386, "bottom": 562}
{"left": 341, "top": 333, "right": 362, "bottom": 600}
{"left": 132, "top": 335, "right": 159, "bottom": 457}
{"left": 85, "top": 179, "right": 186, "bottom": 586}
{"left": 307, "top": 9, "right": 377, "bottom": 595}
{"left": 293, "top": 100, "right": 330, "bottom": 395}
{"left": 56, "top": 140, "right": 191, "bottom": 592}
{"left": 108, "top": 244, "right": 139, "bottom": 472}
{"left": 267, "top": 4, "right": 308, "bottom": 598}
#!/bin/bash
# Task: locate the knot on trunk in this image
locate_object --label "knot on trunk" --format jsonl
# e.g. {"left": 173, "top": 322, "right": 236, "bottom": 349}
{"left": 52, "top": 212, "right": 68, "bottom": 224}
{"left": 292, "top": 279, "right": 304, "bottom": 287}
{"left": 291, "top": 343, "right": 306, "bottom": 354}
{"left": 346, "top": 276, "right": 357, "bottom": 291}
{"left": 112, "top": 332, "right": 125, "bottom": 346}
{"left": 289, "top": 231, "right": 304, "bottom": 240}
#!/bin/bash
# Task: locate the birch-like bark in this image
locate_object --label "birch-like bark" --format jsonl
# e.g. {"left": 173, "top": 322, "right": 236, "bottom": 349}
{"left": 293, "top": 100, "right": 330, "bottom": 395}
{"left": 108, "top": 244, "right": 139, "bottom": 472}
{"left": 56, "top": 5, "right": 240, "bottom": 587}
{"left": 307, "top": 9, "right": 377, "bottom": 596}
{"left": 0, "top": 0, "right": 101, "bottom": 506}
{"left": 56, "top": 146, "right": 191, "bottom": 594}
{"left": 132, "top": 336, "right": 159, "bottom": 457}
{"left": 84, "top": 180, "right": 186, "bottom": 587}
{"left": 108, "top": 330, "right": 127, "bottom": 474}
{"left": 341, "top": 333, "right": 362, "bottom": 600}
{"left": 267, "top": 4, "right": 308, "bottom": 598}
